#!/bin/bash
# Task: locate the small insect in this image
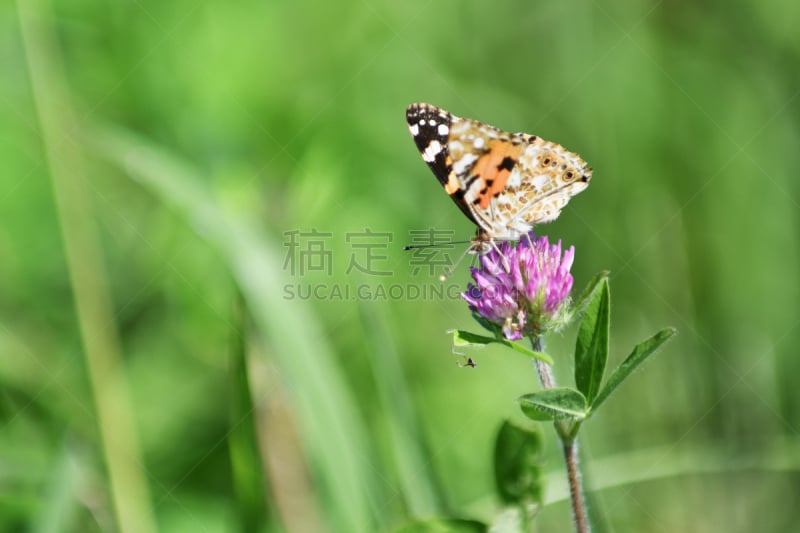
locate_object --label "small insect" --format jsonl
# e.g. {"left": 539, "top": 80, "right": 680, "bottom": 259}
{"left": 406, "top": 103, "right": 592, "bottom": 254}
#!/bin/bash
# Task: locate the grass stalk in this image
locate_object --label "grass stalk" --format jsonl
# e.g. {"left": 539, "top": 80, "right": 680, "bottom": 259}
{"left": 17, "top": 2, "right": 156, "bottom": 532}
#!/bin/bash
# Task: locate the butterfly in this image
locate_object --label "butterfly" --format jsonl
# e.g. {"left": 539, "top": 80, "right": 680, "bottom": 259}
{"left": 406, "top": 103, "right": 592, "bottom": 254}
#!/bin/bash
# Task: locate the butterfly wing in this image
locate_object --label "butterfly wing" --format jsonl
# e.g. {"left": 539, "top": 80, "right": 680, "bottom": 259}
{"left": 406, "top": 103, "right": 592, "bottom": 241}
{"left": 496, "top": 137, "right": 592, "bottom": 229}
{"left": 406, "top": 103, "right": 479, "bottom": 225}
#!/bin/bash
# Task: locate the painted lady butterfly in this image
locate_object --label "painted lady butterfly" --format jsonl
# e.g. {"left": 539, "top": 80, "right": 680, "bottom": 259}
{"left": 406, "top": 103, "right": 592, "bottom": 254}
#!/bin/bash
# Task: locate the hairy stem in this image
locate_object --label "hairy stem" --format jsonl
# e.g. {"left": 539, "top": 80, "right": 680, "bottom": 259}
{"left": 532, "top": 336, "right": 555, "bottom": 388}
{"left": 563, "top": 441, "right": 590, "bottom": 533}
{"left": 534, "top": 358, "right": 556, "bottom": 389}
{"left": 530, "top": 336, "right": 590, "bottom": 533}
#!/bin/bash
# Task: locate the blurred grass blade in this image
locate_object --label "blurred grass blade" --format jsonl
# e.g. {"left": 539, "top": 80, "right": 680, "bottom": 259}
{"left": 87, "top": 123, "right": 379, "bottom": 532}
{"left": 574, "top": 277, "right": 609, "bottom": 405}
{"left": 591, "top": 328, "right": 676, "bottom": 413}
{"left": 17, "top": 3, "right": 156, "bottom": 533}
{"left": 359, "top": 302, "right": 442, "bottom": 519}
{"left": 543, "top": 438, "right": 800, "bottom": 505}
{"left": 394, "top": 518, "right": 488, "bottom": 533}
{"left": 228, "top": 292, "right": 281, "bottom": 532}
{"left": 33, "top": 441, "right": 81, "bottom": 533}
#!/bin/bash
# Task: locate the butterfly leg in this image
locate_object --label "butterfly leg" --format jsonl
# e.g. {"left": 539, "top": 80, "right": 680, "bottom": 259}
{"left": 488, "top": 197, "right": 514, "bottom": 269}
{"left": 523, "top": 231, "right": 534, "bottom": 249}
{"left": 488, "top": 239, "right": 511, "bottom": 270}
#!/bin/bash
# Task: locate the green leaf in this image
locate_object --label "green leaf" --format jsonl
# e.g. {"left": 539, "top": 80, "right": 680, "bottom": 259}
{"left": 574, "top": 277, "right": 610, "bottom": 405}
{"left": 591, "top": 328, "right": 677, "bottom": 412}
{"left": 570, "top": 271, "right": 609, "bottom": 322}
{"left": 393, "top": 518, "right": 488, "bottom": 533}
{"left": 450, "top": 330, "right": 554, "bottom": 365}
{"left": 518, "top": 388, "right": 588, "bottom": 421}
{"left": 493, "top": 420, "right": 544, "bottom": 506}
{"left": 452, "top": 329, "right": 496, "bottom": 347}
{"left": 501, "top": 342, "right": 553, "bottom": 364}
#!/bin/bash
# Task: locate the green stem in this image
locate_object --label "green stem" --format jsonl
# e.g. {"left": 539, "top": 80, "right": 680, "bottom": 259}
{"left": 530, "top": 336, "right": 590, "bottom": 533}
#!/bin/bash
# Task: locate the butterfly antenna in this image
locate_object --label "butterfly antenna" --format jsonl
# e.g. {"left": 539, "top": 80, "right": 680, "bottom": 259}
{"left": 403, "top": 240, "right": 473, "bottom": 250}
{"left": 439, "top": 244, "right": 473, "bottom": 282}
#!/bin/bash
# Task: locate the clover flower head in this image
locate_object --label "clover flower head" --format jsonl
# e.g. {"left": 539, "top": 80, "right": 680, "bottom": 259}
{"left": 461, "top": 232, "right": 575, "bottom": 340}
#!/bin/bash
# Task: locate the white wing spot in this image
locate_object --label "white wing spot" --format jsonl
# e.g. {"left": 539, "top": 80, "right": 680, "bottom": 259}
{"left": 419, "top": 119, "right": 426, "bottom": 126}
{"left": 473, "top": 137, "right": 485, "bottom": 149}
{"left": 531, "top": 174, "right": 550, "bottom": 189}
{"left": 409, "top": 124, "right": 419, "bottom": 136}
{"left": 422, "top": 140, "right": 442, "bottom": 162}
{"left": 453, "top": 153, "right": 478, "bottom": 175}
{"left": 437, "top": 124, "right": 449, "bottom": 136}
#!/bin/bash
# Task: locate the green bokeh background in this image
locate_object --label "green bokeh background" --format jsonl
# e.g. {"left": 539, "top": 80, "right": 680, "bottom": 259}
{"left": 2, "top": 0, "right": 799, "bottom": 531}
